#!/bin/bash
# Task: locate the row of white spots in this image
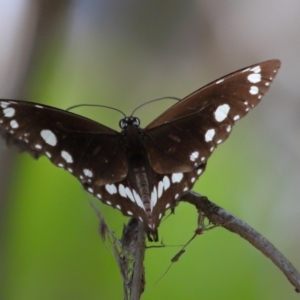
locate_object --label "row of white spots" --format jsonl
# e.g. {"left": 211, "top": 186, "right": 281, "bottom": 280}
{"left": 151, "top": 175, "right": 171, "bottom": 210}
{"left": 102, "top": 175, "right": 174, "bottom": 216}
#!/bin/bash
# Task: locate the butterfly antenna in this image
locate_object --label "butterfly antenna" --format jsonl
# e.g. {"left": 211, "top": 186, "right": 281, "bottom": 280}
{"left": 130, "top": 96, "right": 180, "bottom": 116}
{"left": 66, "top": 103, "right": 126, "bottom": 118}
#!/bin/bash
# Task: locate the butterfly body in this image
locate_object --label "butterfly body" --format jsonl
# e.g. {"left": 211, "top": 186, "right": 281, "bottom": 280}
{"left": 0, "top": 60, "right": 281, "bottom": 241}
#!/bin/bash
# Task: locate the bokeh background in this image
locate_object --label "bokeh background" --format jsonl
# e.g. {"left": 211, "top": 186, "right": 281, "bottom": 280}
{"left": 0, "top": 1, "right": 299, "bottom": 299}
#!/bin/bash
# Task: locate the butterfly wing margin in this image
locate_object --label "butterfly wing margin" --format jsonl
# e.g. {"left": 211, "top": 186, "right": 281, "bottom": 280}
{"left": 144, "top": 60, "right": 281, "bottom": 173}
{"left": 0, "top": 100, "right": 128, "bottom": 184}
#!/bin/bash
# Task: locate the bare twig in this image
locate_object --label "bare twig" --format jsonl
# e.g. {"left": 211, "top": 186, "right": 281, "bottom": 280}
{"left": 181, "top": 191, "right": 300, "bottom": 293}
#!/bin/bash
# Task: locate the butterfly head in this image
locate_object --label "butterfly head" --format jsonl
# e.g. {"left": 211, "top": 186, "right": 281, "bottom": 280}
{"left": 119, "top": 117, "right": 140, "bottom": 130}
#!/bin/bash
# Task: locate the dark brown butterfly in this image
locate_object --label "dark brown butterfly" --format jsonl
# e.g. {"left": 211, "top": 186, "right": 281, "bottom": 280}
{"left": 0, "top": 60, "right": 281, "bottom": 241}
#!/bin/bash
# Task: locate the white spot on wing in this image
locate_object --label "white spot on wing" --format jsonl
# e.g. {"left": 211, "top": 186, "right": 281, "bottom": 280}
{"left": 116, "top": 204, "right": 121, "bottom": 210}
{"left": 151, "top": 186, "right": 157, "bottom": 210}
{"left": 127, "top": 211, "right": 133, "bottom": 216}
{"left": 250, "top": 66, "right": 261, "bottom": 73}
{"left": 83, "top": 169, "right": 93, "bottom": 177}
{"left": 171, "top": 173, "right": 183, "bottom": 183}
{"left": 247, "top": 73, "right": 261, "bottom": 83}
{"left": 88, "top": 187, "right": 93, "bottom": 193}
{"left": 0, "top": 101, "right": 9, "bottom": 108}
{"left": 133, "top": 190, "right": 144, "bottom": 209}
{"left": 216, "top": 78, "right": 224, "bottom": 84}
{"left": 197, "top": 168, "right": 203, "bottom": 175}
{"left": 40, "top": 129, "right": 57, "bottom": 146}
{"left": 105, "top": 184, "right": 117, "bottom": 195}
{"left": 158, "top": 181, "right": 163, "bottom": 198}
{"left": 118, "top": 184, "right": 126, "bottom": 198}
{"left": 249, "top": 86, "right": 259, "bottom": 95}
{"left": 190, "top": 151, "right": 199, "bottom": 162}
{"left": 61, "top": 150, "right": 73, "bottom": 163}
{"left": 226, "top": 125, "right": 231, "bottom": 132}
{"left": 241, "top": 67, "right": 250, "bottom": 73}
{"left": 163, "top": 176, "right": 170, "bottom": 190}
{"left": 10, "top": 120, "right": 19, "bottom": 128}
{"left": 3, "top": 107, "right": 15, "bottom": 117}
{"left": 214, "top": 104, "right": 230, "bottom": 122}
{"left": 45, "top": 151, "right": 51, "bottom": 158}
{"left": 35, "top": 144, "right": 42, "bottom": 149}
{"left": 233, "top": 115, "right": 240, "bottom": 121}
{"left": 205, "top": 129, "right": 215, "bottom": 142}
{"left": 125, "top": 187, "right": 135, "bottom": 202}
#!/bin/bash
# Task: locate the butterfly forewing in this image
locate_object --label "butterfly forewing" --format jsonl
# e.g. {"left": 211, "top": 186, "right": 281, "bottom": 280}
{"left": 145, "top": 60, "right": 280, "bottom": 174}
{"left": 0, "top": 100, "right": 128, "bottom": 184}
{"left": 0, "top": 60, "right": 281, "bottom": 241}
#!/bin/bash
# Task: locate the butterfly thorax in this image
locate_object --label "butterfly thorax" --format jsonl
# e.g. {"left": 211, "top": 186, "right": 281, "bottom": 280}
{"left": 120, "top": 117, "right": 157, "bottom": 230}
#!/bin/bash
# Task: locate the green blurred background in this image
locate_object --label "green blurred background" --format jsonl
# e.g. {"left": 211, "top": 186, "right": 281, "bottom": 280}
{"left": 0, "top": 1, "right": 299, "bottom": 299}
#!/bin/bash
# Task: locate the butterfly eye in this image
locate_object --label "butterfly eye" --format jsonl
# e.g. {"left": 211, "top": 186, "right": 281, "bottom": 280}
{"left": 119, "top": 118, "right": 128, "bottom": 129}
{"left": 132, "top": 117, "right": 140, "bottom": 126}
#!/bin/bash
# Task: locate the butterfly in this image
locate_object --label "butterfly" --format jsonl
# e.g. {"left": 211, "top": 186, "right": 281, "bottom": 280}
{"left": 0, "top": 60, "right": 281, "bottom": 241}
